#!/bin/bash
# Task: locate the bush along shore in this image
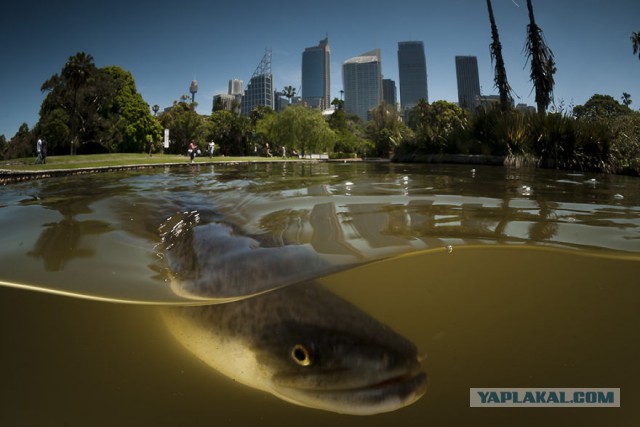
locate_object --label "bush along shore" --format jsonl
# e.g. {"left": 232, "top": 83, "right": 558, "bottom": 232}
{"left": 394, "top": 100, "right": 640, "bottom": 176}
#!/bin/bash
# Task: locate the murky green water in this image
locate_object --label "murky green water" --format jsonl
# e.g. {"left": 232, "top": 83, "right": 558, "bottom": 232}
{"left": 1, "top": 162, "right": 639, "bottom": 426}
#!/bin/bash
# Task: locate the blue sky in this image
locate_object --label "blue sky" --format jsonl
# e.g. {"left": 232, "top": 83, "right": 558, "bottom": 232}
{"left": 1, "top": 0, "right": 639, "bottom": 138}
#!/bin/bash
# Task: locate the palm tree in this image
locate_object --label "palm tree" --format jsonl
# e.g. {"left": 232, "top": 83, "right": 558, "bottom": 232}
{"left": 525, "top": 0, "right": 556, "bottom": 114}
{"left": 282, "top": 85, "right": 296, "bottom": 104}
{"left": 486, "top": 0, "right": 513, "bottom": 112}
{"left": 621, "top": 92, "right": 632, "bottom": 108}
{"left": 632, "top": 31, "right": 640, "bottom": 61}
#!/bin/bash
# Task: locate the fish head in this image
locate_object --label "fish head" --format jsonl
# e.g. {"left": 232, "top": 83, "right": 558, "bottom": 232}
{"left": 252, "top": 320, "right": 427, "bottom": 415}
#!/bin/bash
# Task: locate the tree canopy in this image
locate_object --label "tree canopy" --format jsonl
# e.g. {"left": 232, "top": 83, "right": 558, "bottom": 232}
{"left": 256, "top": 105, "right": 336, "bottom": 156}
{"left": 38, "top": 52, "right": 160, "bottom": 155}
{"left": 573, "top": 94, "right": 632, "bottom": 120}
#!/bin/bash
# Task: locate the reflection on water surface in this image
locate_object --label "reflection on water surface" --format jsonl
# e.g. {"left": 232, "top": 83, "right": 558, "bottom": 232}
{"left": 1, "top": 163, "right": 639, "bottom": 425}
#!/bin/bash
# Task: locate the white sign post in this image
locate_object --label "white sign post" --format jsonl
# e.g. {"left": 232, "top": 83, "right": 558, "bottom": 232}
{"left": 164, "top": 129, "right": 170, "bottom": 149}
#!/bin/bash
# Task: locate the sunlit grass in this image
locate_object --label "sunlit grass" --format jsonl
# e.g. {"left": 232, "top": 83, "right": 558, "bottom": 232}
{"left": 0, "top": 153, "right": 290, "bottom": 171}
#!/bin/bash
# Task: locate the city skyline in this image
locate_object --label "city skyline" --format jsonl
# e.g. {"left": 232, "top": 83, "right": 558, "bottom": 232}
{"left": 1, "top": 0, "right": 639, "bottom": 137}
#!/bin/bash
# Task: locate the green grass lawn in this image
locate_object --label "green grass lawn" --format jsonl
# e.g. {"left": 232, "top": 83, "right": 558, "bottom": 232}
{"left": 0, "top": 153, "right": 287, "bottom": 171}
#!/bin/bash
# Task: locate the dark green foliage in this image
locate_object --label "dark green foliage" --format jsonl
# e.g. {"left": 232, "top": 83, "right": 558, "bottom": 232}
{"left": 256, "top": 105, "right": 336, "bottom": 157}
{"left": 38, "top": 52, "right": 160, "bottom": 155}
{"left": 525, "top": 0, "right": 556, "bottom": 114}
{"left": 367, "top": 103, "right": 408, "bottom": 158}
{"left": 406, "top": 100, "right": 468, "bottom": 154}
{"left": 5, "top": 124, "right": 35, "bottom": 160}
{"left": 486, "top": 0, "right": 513, "bottom": 112}
{"left": 397, "top": 94, "right": 639, "bottom": 175}
{"left": 632, "top": 31, "right": 640, "bottom": 61}
{"left": 573, "top": 94, "right": 632, "bottom": 120}
{"left": 208, "top": 110, "right": 252, "bottom": 156}
{"left": 327, "top": 108, "right": 370, "bottom": 156}
{"left": 0, "top": 134, "right": 7, "bottom": 159}
{"left": 159, "top": 101, "right": 207, "bottom": 155}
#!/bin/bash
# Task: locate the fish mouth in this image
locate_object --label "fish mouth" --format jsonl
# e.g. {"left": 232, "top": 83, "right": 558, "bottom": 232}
{"left": 273, "top": 368, "right": 427, "bottom": 415}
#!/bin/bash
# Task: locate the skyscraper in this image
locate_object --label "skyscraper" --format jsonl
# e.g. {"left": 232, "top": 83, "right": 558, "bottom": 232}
{"left": 228, "top": 79, "right": 243, "bottom": 96}
{"left": 397, "top": 41, "right": 428, "bottom": 110}
{"left": 302, "top": 37, "right": 331, "bottom": 109}
{"left": 241, "top": 50, "right": 274, "bottom": 116}
{"left": 455, "top": 56, "right": 481, "bottom": 110}
{"left": 382, "top": 79, "right": 397, "bottom": 107}
{"left": 342, "top": 49, "right": 382, "bottom": 122}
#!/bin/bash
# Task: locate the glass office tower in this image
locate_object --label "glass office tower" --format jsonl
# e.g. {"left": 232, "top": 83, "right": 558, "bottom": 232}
{"left": 397, "top": 41, "right": 428, "bottom": 110}
{"left": 455, "top": 55, "right": 481, "bottom": 110}
{"left": 342, "top": 49, "right": 382, "bottom": 122}
{"left": 302, "top": 37, "right": 331, "bottom": 109}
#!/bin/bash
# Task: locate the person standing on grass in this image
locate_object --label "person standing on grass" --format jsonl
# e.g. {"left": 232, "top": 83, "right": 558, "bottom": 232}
{"left": 36, "top": 138, "right": 43, "bottom": 164}
{"left": 41, "top": 138, "right": 47, "bottom": 164}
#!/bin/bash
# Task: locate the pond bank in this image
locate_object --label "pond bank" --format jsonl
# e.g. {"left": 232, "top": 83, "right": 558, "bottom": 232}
{"left": 0, "top": 159, "right": 325, "bottom": 185}
{"left": 393, "top": 153, "right": 506, "bottom": 165}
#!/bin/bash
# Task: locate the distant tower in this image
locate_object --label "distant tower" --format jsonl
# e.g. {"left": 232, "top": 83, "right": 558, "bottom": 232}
{"left": 228, "top": 79, "right": 244, "bottom": 96}
{"left": 302, "top": 37, "right": 331, "bottom": 109}
{"left": 342, "top": 49, "right": 383, "bottom": 121}
{"left": 383, "top": 79, "right": 397, "bottom": 107}
{"left": 241, "top": 50, "right": 274, "bottom": 116}
{"left": 455, "top": 56, "right": 481, "bottom": 110}
{"left": 397, "top": 41, "right": 428, "bottom": 110}
{"left": 189, "top": 80, "right": 198, "bottom": 104}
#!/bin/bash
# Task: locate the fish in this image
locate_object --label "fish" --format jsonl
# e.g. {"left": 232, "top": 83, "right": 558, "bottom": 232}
{"left": 159, "top": 211, "right": 343, "bottom": 301}
{"left": 163, "top": 282, "right": 427, "bottom": 415}
{"left": 160, "top": 211, "right": 427, "bottom": 414}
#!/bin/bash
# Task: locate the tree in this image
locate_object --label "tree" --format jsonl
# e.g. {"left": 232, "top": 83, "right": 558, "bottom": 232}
{"left": 0, "top": 134, "right": 6, "bottom": 160}
{"left": 101, "top": 66, "right": 161, "bottom": 153}
{"left": 621, "top": 92, "right": 632, "bottom": 108}
{"left": 524, "top": 0, "right": 556, "bottom": 114}
{"left": 208, "top": 110, "right": 251, "bottom": 156}
{"left": 256, "top": 105, "right": 336, "bottom": 157}
{"left": 573, "top": 94, "right": 632, "bottom": 120}
{"left": 40, "top": 52, "right": 98, "bottom": 154}
{"left": 282, "top": 86, "right": 297, "bottom": 104}
{"left": 327, "top": 105, "right": 369, "bottom": 156}
{"left": 39, "top": 54, "right": 160, "bottom": 154}
{"left": 5, "top": 123, "right": 34, "bottom": 160}
{"left": 160, "top": 100, "right": 206, "bottom": 154}
{"left": 632, "top": 31, "right": 640, "bottom": 61}
{"left": 407, "top": 100, "right": 468, "bottom": 154}
{"left": 366, "top": 103, "right": 408, "bottom": 158}
{"left": 486, "top": 0, "right": 513, "bottom": 112}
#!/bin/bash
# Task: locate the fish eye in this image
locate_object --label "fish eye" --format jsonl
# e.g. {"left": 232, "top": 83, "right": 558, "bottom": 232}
{"left": 290, "top": 344, "right": 312, "bottom": 366}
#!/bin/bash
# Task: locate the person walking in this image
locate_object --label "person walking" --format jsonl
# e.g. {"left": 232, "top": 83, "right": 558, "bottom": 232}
{"left": 188, "top": 140, "right": 197, "bottom": 163}
{"left": 36, "top": 138, "right": 43, "bottom": 164}
{"left": 41, "top": 138, "right": 47, "bottom": 164}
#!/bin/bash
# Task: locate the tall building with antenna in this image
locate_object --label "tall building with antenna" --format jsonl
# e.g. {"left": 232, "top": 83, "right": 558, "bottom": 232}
{"left": 241, "top": 50, "right": 274, "bottom": 116}
{"left": 189, "top": 79, "right": 198, "bottom": 104}
{"left": 302, "top": 37, "right": 330, "bottom": 109}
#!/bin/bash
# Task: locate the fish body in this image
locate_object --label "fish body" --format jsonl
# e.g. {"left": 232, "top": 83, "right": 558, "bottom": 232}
{"left": 160, "top": 210, "right": 427, "bottom": 414}
{"left": 163, "top": 282, "right": 426, "bottom": 415}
